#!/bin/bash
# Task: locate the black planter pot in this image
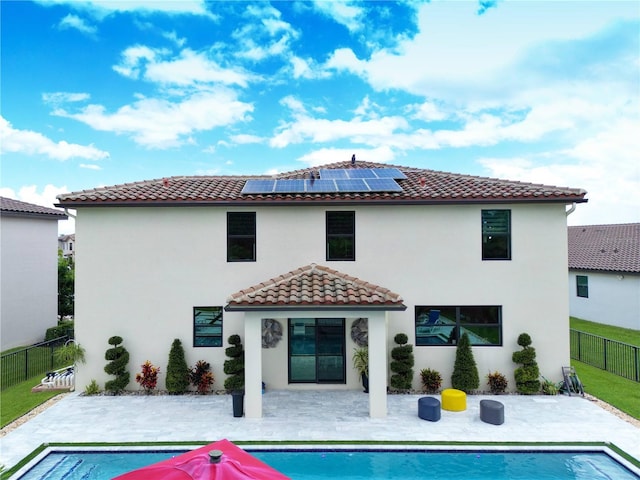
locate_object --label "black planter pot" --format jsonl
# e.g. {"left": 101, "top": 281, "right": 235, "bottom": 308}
{"left": 231, "top": 390, "right": 244, "bottom": 417}
{"left": 361, "top": 373, "right": 369, "bottom": 393}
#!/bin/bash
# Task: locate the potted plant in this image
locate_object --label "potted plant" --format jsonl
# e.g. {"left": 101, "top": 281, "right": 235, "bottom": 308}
{"left": 224, "top": 335, "right": 245, "bottom": 417}
{"left": 352, "top": 347, "right": 369, "bottom": 393}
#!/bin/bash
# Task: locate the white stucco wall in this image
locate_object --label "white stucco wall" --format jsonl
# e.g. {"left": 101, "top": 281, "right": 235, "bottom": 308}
{"left": 569, "top": 270, "right": 640, "bottom": 330}
{"left": 1, "top": 216, "right": 60, "bottom": 350}
{"left": 73, "top": 202, "right": 571, "bottom": 393}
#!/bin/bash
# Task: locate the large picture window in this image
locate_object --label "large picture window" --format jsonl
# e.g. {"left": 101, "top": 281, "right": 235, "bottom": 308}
{"left": 415, "top": 306, "right": 502, "bottom": 346}
{"left": 576, "top": 275, "right": 589, "bottom": 298}
{"left": 326, "top": 211, "right": 355, "bottom": 261}
{"left": 194, "top": 307, "right": 223, "bottom": 347}
{"left": 482, "top": 210, "right": 511, "bottom": 260}
{"left": 227, "top": 212, "right": 256, "bottom": 262}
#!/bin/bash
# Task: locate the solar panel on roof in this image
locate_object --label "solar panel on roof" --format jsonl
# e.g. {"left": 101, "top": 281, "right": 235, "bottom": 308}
{"left": 335, "top": 179, "right": 370, "bottom": 192}
{"left": 274, "top": 179, "right": 306, "bottom": 192}
{"left": 305, "top": 179, "right": 337, "bottom": 193}
{"left": 346, "top": 169, "right": 375, "bottom": 179}
{"left": 370, "top": 168, "right": 407, "bottom": 179}
{"left": 364, "top": 178, "right": 403, "bottom": 192}
{"left": 241, "top": 180, "right": 276, "bottom": 194}
{"left": 319, "top": 169, "right": 349, "bottom": 179}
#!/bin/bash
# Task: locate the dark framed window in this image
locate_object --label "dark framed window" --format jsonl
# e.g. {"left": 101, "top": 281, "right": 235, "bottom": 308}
{"left": 194, "top": 306, "right": 223, "bottom": 347}
{"left": 482, "top": 209, "right": 511, "bottom": 260}
{"left": 576, "top": 275, "right": 589, "bottom": 298}
{"left": 326, "top": 211, "right": 355, "bottom": 261}
{"left": 415, "top": 306, "right": 502, "bottom": 346}
{"left": 227, "top": 212, "right": 256, "bottom": 262}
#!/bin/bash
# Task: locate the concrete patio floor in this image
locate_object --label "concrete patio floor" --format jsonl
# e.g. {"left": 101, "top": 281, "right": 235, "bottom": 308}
{"left": 1, "top": 390, "right": 639, "bottom": 475}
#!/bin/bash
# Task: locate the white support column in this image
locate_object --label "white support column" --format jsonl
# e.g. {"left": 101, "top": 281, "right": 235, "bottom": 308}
{"left": 368, "top": 311, "right": 388, "bottom": 418}
{"left": 244, "top": 312, "right": 263, "bottom": 418}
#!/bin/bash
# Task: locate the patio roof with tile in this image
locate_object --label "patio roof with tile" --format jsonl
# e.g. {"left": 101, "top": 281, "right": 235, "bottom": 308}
{"left": 1, "top": 196, "right": 67, "bottom": 219}
{"left": 225, "top": 263, "right": 406, "bottom": 311}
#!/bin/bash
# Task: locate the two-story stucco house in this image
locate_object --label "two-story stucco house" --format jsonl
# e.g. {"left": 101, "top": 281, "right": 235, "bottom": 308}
{"left": 568, "top": 223, "right": 640, "bottom": 330}
{"left": 1, "top": 197, "right": 67, "bottom": 350}
{"left": 56, "top": 161, "right": 587, "bottom": 418}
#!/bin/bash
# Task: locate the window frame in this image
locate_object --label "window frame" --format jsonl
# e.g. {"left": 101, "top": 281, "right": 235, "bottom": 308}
{"left": 193, "top": 306, "right": 223, "bottom": 347}
{"left": 576, "top": 275, "right": 589, "bottom": 298}
{"left": 227, "top": 212, "right": 256, "bottom": 262}
{"left": 415, "top": 305, "right": 503, "bottom": 347}
{"left": 326, "top": 211, "right": 355, "bottom": 261}
{"left": 481, "top": 209, "right": 511, "bottom": 260}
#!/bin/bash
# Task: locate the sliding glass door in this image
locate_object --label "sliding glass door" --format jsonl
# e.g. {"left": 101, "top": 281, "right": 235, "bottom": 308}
{"left": 289, "top": 318, "right": 345, "bottom": 384}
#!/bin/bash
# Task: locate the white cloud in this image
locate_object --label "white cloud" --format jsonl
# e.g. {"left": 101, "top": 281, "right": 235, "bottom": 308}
{"left": 0, "top": 116, "right": 109, "bottom": 161}
{"left": 42, "top": 92, "right": 90, "bottom": 104}
{"left": 229, "top": 134, "right": 264, "bottom": 145}
{"left": 112, "top": 45, "right": 160, "bottom": 79}
{"left": 297, "top": 146, "right": 395, "bottom": 167}
{"left": 52, "top": 89, "right": 253, "bottom": 148}
{"left": 312, "top": 1, "right": 365, "bottom": 33}
{"left": 0, "top": 184, "right": 75, "bottom": 234}
{"left": 79, "top": 163, "right": 102, "bottom": 170}
{"left": 36, "top": 0, "right": 217, "bottom": 20}
{"left": 57, "top": 13, "right": 97, "bottom": 36}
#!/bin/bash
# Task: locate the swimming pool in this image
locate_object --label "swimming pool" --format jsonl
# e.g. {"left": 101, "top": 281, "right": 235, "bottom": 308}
{"left": 14, "top": 447, "right": 640, "bottom": 479}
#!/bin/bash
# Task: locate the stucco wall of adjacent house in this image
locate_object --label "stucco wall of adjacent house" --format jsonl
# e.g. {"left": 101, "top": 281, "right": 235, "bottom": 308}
{"left": 73, "top": 202, "right": 571, "bottom": 393}
{"left": 0, "top": 216, "right": 60, "bottom": 350}
{"left": 569, "top": 270, "right": 640, "bottom": 330}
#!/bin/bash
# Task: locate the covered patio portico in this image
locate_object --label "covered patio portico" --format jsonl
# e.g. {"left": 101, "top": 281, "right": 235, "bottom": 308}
{"left": 225, "top": 264, "right": 406, "bottom": 419}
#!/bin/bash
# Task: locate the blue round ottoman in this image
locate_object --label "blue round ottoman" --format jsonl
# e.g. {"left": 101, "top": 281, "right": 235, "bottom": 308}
{"left": 480, "top": 399, "right": 504, "bottom": 425}
{"left": 418, "top": 396, "right": 441, "bottom": 422}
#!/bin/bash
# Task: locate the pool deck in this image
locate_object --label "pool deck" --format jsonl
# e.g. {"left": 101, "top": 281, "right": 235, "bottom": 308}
{"left": 1, "top": 390, "right": 639, "bottom": 474}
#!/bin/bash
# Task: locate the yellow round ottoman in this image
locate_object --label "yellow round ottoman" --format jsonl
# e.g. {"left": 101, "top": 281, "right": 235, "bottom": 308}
{"left": 442, "top": 388, "right": 466, "bottom": 411}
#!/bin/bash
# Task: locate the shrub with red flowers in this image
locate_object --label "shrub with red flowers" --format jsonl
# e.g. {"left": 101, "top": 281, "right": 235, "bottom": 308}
{"left": 190, "top": 360, "right": 214, "bottom": 394}
{"left": 135, "top": 360, "right": 160, "bottom": 393}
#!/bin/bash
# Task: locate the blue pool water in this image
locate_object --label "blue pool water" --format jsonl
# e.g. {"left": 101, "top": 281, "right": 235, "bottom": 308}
{"left": 17, "top": 449, "right": 640, "bottom": 479}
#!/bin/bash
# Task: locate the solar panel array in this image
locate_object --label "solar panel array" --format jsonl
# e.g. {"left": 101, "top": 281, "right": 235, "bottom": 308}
{"left": 241, "top": 168, "right": 406, "bottom": 195}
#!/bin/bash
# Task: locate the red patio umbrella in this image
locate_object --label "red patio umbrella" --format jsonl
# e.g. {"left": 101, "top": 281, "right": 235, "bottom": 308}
{"left": 113, "top": 439, "right": 290, "bottom": 480}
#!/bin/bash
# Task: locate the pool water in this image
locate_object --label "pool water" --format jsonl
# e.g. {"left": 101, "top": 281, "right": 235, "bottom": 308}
{"left": 17, "top": 449, "right": 640, "bottom": 480}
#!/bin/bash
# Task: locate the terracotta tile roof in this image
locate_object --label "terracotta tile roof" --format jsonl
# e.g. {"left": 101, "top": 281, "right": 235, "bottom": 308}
{"left": 0, "top": 196, "right": 67, "bottom": 219}
{"left": 225, "top": 263, "right": 406, "bottom": 311}
{"left": 568, "top": 223, "right": 640, "bottom": 273}
{"left": 56, "top": 161, "right": 587, "bottom": 207}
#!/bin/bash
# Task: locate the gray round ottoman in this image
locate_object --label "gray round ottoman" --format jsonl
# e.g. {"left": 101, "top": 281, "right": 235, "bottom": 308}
{"left": 480, "top": 399, "right": 504, "bottom": 425}
{"left": 418, "top": 396, "right": 441, "bottom": 422}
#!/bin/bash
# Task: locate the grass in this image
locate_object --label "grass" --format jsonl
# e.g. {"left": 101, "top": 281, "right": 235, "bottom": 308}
{"left": 570, "top": 317, "right": 640, "bottom": 346}
{"left": 0, "top": 373, "right": 65, "bottom": 428}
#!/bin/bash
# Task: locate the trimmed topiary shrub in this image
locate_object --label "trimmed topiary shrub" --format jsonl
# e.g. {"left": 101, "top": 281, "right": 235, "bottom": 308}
{"left": 390, "top": 333, "right": 414, "bottom": 391}
{"left": 451, "top": 332, "right": 479, "bottom": 393}
{"left": 45, "top": 321, "right": 74, "bottom": 341}
{"left": 104, "top": 336, "right": 129, "bottom": 393}
{"left": 224, "top": 334, "right": 245, "bottom": 392}
{"left": 166, "top": 338, "right": 190, "bottom": 394}
{"left": 512, "top": 333, "right": 541, "bottom": 394}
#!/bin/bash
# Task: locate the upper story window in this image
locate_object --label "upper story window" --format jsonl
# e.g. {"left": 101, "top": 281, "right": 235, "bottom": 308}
{"left": 326, "top": 211, "right": 355, "bottom": 261}
{"left": 227, "top": 212, "right": 256, "bottom": 262}
{"left": 193, "top": 306, "right": 223, "bottom": 347}
{"left": 415, "top": 306, "right": 502, "bottom": 346}
{"left": 576, "top": 275, "right": 589, "bottom": 298}
{"left": 482, "top": 209, "right": 511, "bottom": 260}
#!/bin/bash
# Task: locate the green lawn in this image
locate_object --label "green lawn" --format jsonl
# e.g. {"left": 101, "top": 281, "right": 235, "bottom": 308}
{"left": 570, "top": 317, "right": 640, "bottom": 346}
{"left": 0, "top": 373, "right": 65, "bottom": 428}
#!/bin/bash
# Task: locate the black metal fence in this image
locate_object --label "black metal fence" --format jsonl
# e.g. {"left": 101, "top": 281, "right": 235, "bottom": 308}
{"left": 0, "top": 336, "right": 69, "bottom": 390}
{"left": 570, "top": 329, "right": 640, "bottom": 382}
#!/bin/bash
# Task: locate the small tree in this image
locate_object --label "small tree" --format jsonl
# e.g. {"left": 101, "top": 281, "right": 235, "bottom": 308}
{"left": 166, "top": 339, "right": 190, "bottom": 394}
{"left": 190, "top": 360, "right": 215, "bottom": 394}
{"left": 104, "top": 336, "right": 130, "bottom": 393}
{"left": 512, "top": 333, "right": 541, "bottom": 394}
{"left": 451, "top": 332, "right": 479, "bottom": 393}
{"left": 389, "top": 333, "right": 414, "bottom": 391}
{"left": 223, "top": 334, "right": 245, "bottom": 392}
{"left": 57, "top": 251, "right": 74, "bottom": 318}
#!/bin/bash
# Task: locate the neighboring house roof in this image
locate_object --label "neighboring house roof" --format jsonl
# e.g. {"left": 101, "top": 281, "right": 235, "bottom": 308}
{"left": 56, "top": 161, "right": 587, "bottom": 207}
{"left": 568, "top": 223, "right": 640, "bottom": 274}
{"left": 226, "top": 263, "right": 406, "bottom": 311}
{"left": 0, "top": 196, "right": 67, "bottom": 220}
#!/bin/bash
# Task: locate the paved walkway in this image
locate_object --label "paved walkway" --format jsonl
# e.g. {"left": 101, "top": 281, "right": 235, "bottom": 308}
{"left": 1, "top": 390, "right": 639, "bottom": 475}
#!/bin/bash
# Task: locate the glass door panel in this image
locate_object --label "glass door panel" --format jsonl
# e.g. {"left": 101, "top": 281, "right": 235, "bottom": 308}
{"left": 288, "top": 318, "right": 345, "bottom": 384}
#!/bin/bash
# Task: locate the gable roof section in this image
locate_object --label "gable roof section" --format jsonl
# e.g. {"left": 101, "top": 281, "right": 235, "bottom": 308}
{"left": 568, "top": 223, "right": 640, "bottom": 273}
{"left": 56, "top": 161, "right": 587, "bottom": 207}
{"left": 0, "top": 196, "right": 67, "bottom": 220}
{"left": 225, "top": 263, "right": 406, "bottom": 311}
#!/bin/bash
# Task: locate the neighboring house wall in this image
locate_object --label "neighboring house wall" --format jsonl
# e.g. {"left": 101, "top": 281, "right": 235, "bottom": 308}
{"left": 1, "top": 216, "right": 60, "bottom": 350}
{"left": 73, "top": 202, "right": 571, "bottom": 392}
{"left": 58, "top": 234, "right": 75, "bottom": 259}
{"left": 569, "top": 270, "right": 640, "bottom": 330}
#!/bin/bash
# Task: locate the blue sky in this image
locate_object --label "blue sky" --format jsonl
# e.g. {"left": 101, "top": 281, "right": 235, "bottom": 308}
{"left": 1, "top": 0, "right": 638, "bottom": 234}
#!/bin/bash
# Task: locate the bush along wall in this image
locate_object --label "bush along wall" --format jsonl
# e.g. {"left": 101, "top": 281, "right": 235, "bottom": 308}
{"left": 512, "top": 333, "right": 541, "bottom": 394}
{"left": 389, "top": 333, "right": 414, "bottom": 391}
{"left": 224, "top": 334, "right": 245, "bottom": 392}
{"left": 451, "top": 332, "right": 479, "bottom": 393}
{"left": 166, "top": 338, "right": 190, "bottom": 394}
{"left": 104, "top": 336, "right": 130, "bottom": 393}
